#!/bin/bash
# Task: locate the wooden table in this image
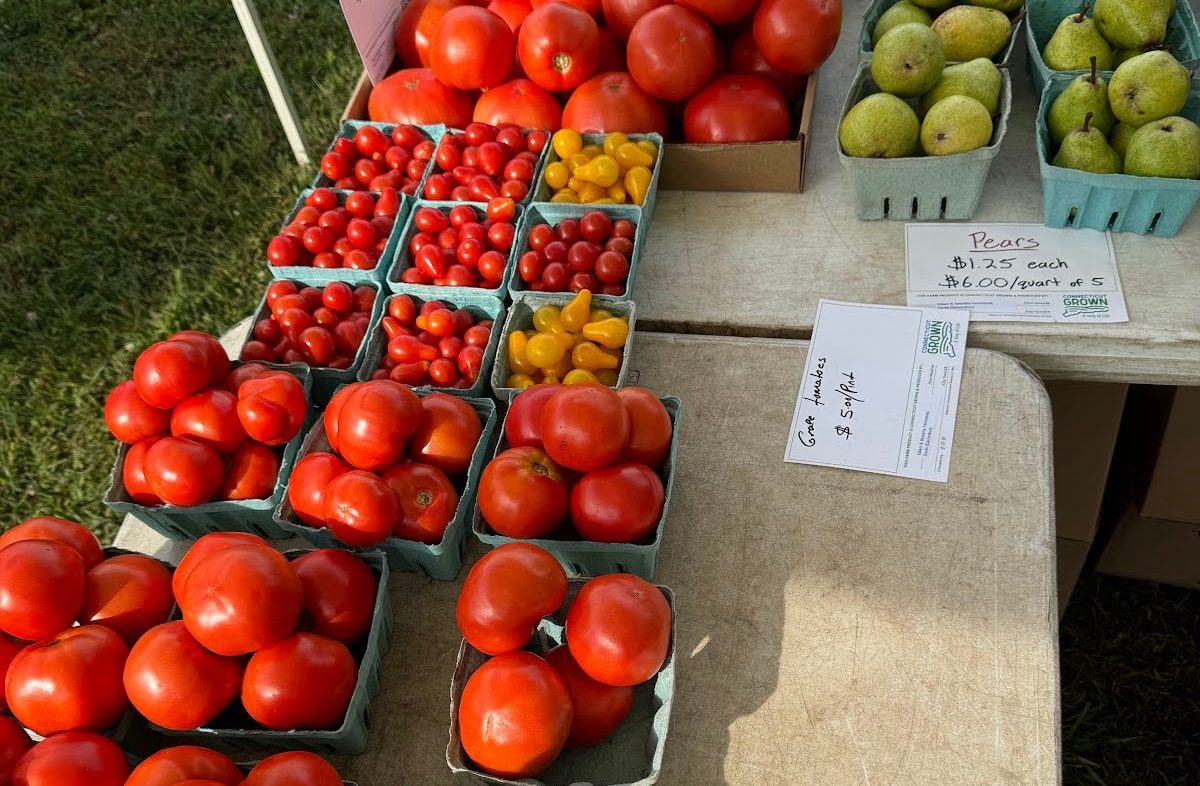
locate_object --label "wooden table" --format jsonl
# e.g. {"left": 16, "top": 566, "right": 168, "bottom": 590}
{"left": 630, "top": 0, "right": 1200, "bottom": 387}
{"left": 116, "top": 333, "right": 1059, "bottom": 785}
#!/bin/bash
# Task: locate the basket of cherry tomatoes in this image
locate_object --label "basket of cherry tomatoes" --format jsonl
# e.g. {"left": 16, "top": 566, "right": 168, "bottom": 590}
{"left": 386, "top": 202, "right": 519, "bottom": 296}
{"left": 510, "top": 206, "right": 641, "bottom": 301}
{"left": 422, "top": 122, "right": 549, "bottom": 206}
{"left": 313, "top": 120, "right": 441, "bottom": 195}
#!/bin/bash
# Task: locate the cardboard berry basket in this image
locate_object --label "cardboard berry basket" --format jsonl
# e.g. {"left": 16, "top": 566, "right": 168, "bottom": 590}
{"left": 859, "top": 0, "right": 1025, "bottom": 67}
{"left": 473, "top": 395, "right": 679, "bottom": 580}
{"left": 837, "top": 61, "right": 1012, "bottom": 220}
{"left": 447, "top": 580, "right": 676, "bottom": 786}
{"left": 355, "top": 291, "right": 505, "bottom": 400}
{"left": 273, "top": 394, "right": 498, "bottom": 580}
{"left": 508, "top": 203, "right": 646, "bottom": 305}
{"left": 267, "top": 188, "right": 412, "bottom": 287}
{"left": 490, "top": 293, "right": 637, "bottom": 400}
{"left": 103, "top": 366, "right": 313, "bottom": 541}
{"left": 310, "top": 119, "right": 447, "bottom": 192}
{"left": 528, "top": 132, "right": 664, "bottom": 222}
{"left": 1037, "top": 73, "right": 1200, "bottom": 236}
{"left": 154, "top": 549, "right": 391, "bottom": 755}
{"left": 385, "top": 200, "right": 522, "bottom": 301}
{"left": 230, "top": 280, "right": 384, "bottom": 405}
{"left": 1026, "top": 0, "right": 1200, "bottom": 95}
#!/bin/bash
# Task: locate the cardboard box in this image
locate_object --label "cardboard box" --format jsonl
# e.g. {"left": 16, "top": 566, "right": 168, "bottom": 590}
{"left": 1097, "top": 507, "right": 1200, "bottom": 590}
{"left": 1056, "top": 537, "right": 1090, "bottom": 617}
{"left": 1140, "top": 386, "right": 1200, "bottom": 524}
{"left": 1045, "top": 382, "right": 1128, "bottom": 542}
{"left": 340, "top": 69, "right": 818, "bottom": 193}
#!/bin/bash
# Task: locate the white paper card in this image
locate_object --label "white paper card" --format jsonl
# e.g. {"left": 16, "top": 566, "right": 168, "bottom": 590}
{"left": 785, "top": 300, "right": 968, "bottom": 483}
{"left": 341, "top": 0, "right": 404, "bottom": 85}
{"left": 905, "top": 223, "right": 1128, "bottom": 323}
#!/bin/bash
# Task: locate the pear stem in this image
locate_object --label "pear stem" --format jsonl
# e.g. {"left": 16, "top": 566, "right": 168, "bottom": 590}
{"left": 1075, "top": 2, "right": 1089, "bottom": 22}
{"left": 1089, "top": 56, "right": 1098, "bottom": 85}
{"left": 1083, "top": 112, "right": 1093, "bottom": 133}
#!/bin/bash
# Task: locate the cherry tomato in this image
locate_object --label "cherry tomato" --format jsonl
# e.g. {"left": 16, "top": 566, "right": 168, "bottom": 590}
{"left": 542, "top": 261, "right": 570, "bottom": 290}
{"left": 545, "top": 644, "right": 633, "bottom": 747}
{"left": 11, "top": 732, "right": 130, "bottom": 786}
{"left": 486, "top": 196, "right": 516, "bottom": 223}
{"left": 242, "top": 633, "right": 356, "bottom": 730}
{"left": 236, "top": 371, "right": 307, "bottom": 447}
{"left": 133, "top": 340, "right": 210, "bottom": 409}
{"left": 594, "top": 250, "right": 630, "bottom": 284}
{"left": 389, "top": 294, "right": 418, "bottom": 323}
{"left": 478, "top": 446, "right": 569, "bottom": 538}
{"left": 566, "top": 573, "right": 671, "bottom": 685}
{"left": 381, "top": 463, "right": 458, "bottom": 544}
{"left": 424, "top": 173, "right": 453, "bottom": 200}
{"left": 488, "top": 221, "right": 515, "bottom": 251}
{"left": 325, "top": 380, "right": 421, "bottom": 471}
{"left": 124, "top": 746, "right": 242, "bottom": 786}
{"left": 122, "top": 621, "right": 242, "bottom": 730}
{"left": 0, "top": 516, "right": 103, "bottom": 569}
{"left": 79, "top": 554, "right": 172, "bottom": 644}
{"left": 477, "top": 251, "right": 507, "bottom": 284}
{"left": 241, "top": 752, "right": 342, "bottom": 786}
{"left": 292, "top": 550, "right": 376, "bottom": 644}
{"left": 540, "top": 384, "right": 629, "bottom": 471}
{"left": 217, "top": 441, "right": 280, "bottom": 501}
{"left": 267, "top": 235, "right": 303, "bottom": 267}
{"left": 323, "top": 471, "right": 399, "bottom": 547}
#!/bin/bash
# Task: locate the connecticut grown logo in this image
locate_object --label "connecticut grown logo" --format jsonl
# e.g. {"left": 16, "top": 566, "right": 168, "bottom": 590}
{"left": 921, "top": 320, "right": 956, "bottom": 357}
{"left": 1061, "top": 294, "right": 1109, "bottom": 318}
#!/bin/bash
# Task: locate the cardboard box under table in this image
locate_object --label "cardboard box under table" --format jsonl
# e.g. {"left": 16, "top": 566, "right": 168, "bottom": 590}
{"left": 114, "top": 332, "right": 1059, "bottom": 786}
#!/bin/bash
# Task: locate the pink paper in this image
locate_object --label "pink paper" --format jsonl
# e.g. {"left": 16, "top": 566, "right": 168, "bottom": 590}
{"left": 341, "top": 0, "right": 406, "bottom": 85}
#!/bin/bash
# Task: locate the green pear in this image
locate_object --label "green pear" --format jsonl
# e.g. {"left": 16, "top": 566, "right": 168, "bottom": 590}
{"left": 970, "top": 0, "right": 1024, "bottom": 12}
{"left": 873, "top": 1, "right": 934, "bottom": 45}
{"left": 1043, "top": 6, "right": 1116, "bottom": 71}
{"left": 840, "top": 93, "right": 921, "bottom": 158}
{"left": 1124, "top": 116, "right": 1200, "bottom": 178}
{"left": 1109, "top": 122, "right": 1137, "bottom": 155}
{"left": 871, "top": 23, "right": 947, "bottom": 98}
{"left": 1053, "top": 112, "right": 1124, "bottom": 173}
{"left": 921, "top": 95, "right": 994, "bottom": 155}
{"left": 919, "top": 58, "right": 1002, "bottom": 116}
{"left": 1113, "top": 47, "right": 1142, "bottom": 64}
{"left": 931, "top": 6, "right": 1012, "bottom": 61}
{"left": 910, "top": 0, "right": 954, "bottom": 10}
{"left": 1048, "top": 58, "right": 1116, "bottom": 145}
{"left": 1094, "top": 0, "right": 1172, "bottom": 50}
{"left": 1109, "top": 50, "right": 1190, "bottom": 127}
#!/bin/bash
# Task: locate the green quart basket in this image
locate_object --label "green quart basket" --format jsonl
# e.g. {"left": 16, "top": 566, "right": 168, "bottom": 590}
{"left": 310, "top": 120, "right": 446, "bottom": 192}
{"left": 490, "top": 293, "right": 637, "bottom": 399}
{"left": 529, "top": 131, "right": 664, "bottom": 222}
{"left": 267, "top": 188, "right": 411, "bottom": 287}
{"left": 230, "top": 280, "right": 385, "bottom": 405}
{"left": 385, "top": 200, "right": 520, "bottom": 300}
{"left": 859, "top": 0, "right": 1025, "bottom": 67}
{"left": 274, "top": 394, "right": 498, "bottom": 581}
{"left": 356, "top": 291, "right": 505, "bottom": 400}
{"left": 509, "top": 203, "right": 645, "bottom": 304}
{"left": 474, "top": 394, "right": 679, "bottom": 580}
{"left": 420, "top": 128, "right": 551, "bottom": 207}
{"left": 447, "top": 581, "right": 676, "bottom": 786}
{"left": 1037, "top": 73, "right": 1200, "bottom": 235}
{"left": 155, "top": 549, "right": 392, "bottom": 756}
{"left": 1026, "top": 0, "right": 1200, "bottom": 95}
{"left": 103, "top": 367, "right": 313, "bottom": 540}
{"left": 837, "top": 61, "right": 1012, "bottom": 220}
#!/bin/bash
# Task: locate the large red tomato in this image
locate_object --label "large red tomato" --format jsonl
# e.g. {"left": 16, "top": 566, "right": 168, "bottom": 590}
{"left": 368, "top": 68, "right": 475, "bottom": 127}
{"left": 730, "top": 28, "right": 807, "bottom": 100}
{"left": 241, "top": 752, "right": 342, "bottom": 786}
{"left": 408, "top": 392, "right": 481, "bottom": 474}
{"left": 242, "top": 633, "right": 356, "bottom": 730}
{"left": 5, "top": 624, "right": 129, "bottom": 736}
{"left": 236, "top": 371, "right": 306, "bottom": 447}
{"left": 626, "top": 6, "right": 716, "bottom": 101}
{"left": 504, "top": 385, "right": 559, "bottom": 449}
{"left": 133, "top": 340, "right": 210, "bottom": 410}
{"left": 531, "top": 0, "right": 601, "bottom": 15}
{"left": 571, "top": 463, "right": 664, "bottom": 543}
{"left": 170, "top": 389, "right": 247, "bottom": 454}
{"left": 0, "top": 637, "right": 23, "bottom": 712}
{"left": 562, "top": 71, "right": 668, "bottom": 135}
{"left": 11, "top": 732, "right": 130, "bottom": 786}
{"left": 545, "top": 644, "right": 633, "bottom": 747}
{"left": 430, "top": 7, "right": 514, "bottom": 90}
{"left": 477, "top": 447, "right": 569, "bottom": 538}
{"left": 104, "top": 380, "right": 169, "bottom": 444}
{"left": 171, "top": 531, "right": 264, "bottom": 600}
{"left": 216, "top": 441, "right": 280, "bottom": 501}
{"left": 168, "top": 331, "right": 230, "bottom": 388}
{"left": 286, "top": 452, "right": 351, "bottom": 527}
{"left": 123, "top": 436, "right": 163, "bottom": 505}
{"left": 684, "top": 74, "right": 791, "bottom": 143}
{"left": 122, "top": 621, "right": 242, "bottom": 730}
{"left": 0, "top": 717, "right": 31, "bottom": 786}
{"left": 540, "top": 383, "right": 629, "bottom": 471}
{"left": 487, "top": 0, "right": 532, "bottom": 32}
{"left": 458, "top": 651, "right": 572, "bottom": 779}
{"left": 124, "top": 746, "right": 242, "bottom": 786}
{"left": 395, "top": 0, "right": 468, "bottom": 67}
{"left": 566, "top": 574, "right": 671, "bottom": 686}
{"left": 178, "top": 543, "right": 302, "bottom": 656}
{"left": 382, "top": 463, "right": 458, "bottom": 544}
{"left": 323, "top": 471, "right": 399, "bottom": 547}
{"left": 676, "top": 0, "right": 755, "bottom": 24}
{"left": 753, "top": 0, "right": 841, "bottom": 75}
{"left": 292, "top": 549, "right": 377, "bottom": 644}
{"left": 0, "top": 516, "right": 104, "bottom": 569}
{"left": 616, "top": 387, "right": 672, "bottom": 467}
{"left": 328, "top": 380, "right": 421, "bottom": 472}
{"left": 474, "top": 79, "right": 562, "bottom": 130}
{"left": 79, "top": 554, "right": 173, "bottom": 644}
{"left": 518, "top": 3, "right": 599, "bottom": 92}
{"left": 0, "top": 539, "right": 85, "bottom": 641}
{"left": 456, "top": 543, "right": 567, "bottom": 655}
{"left": 143, "top": 436, "right": 224, "bottom": 506}
{"left": 601, "top": 0, "right": 668, "bottom": 40}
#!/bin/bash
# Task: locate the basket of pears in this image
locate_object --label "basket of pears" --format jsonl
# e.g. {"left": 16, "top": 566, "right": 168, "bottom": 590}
{"left": 838, "top": 22, "right": 1012, "bottom": 220}
{"left": 861, "top": 0, "right": 1026, "bottom": 67}
{"left": 1038, "top": 52, "right": 1200, "bottom": 235}
{"left": 1027, "top": 0, "right": 1200, "bottom": 94}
